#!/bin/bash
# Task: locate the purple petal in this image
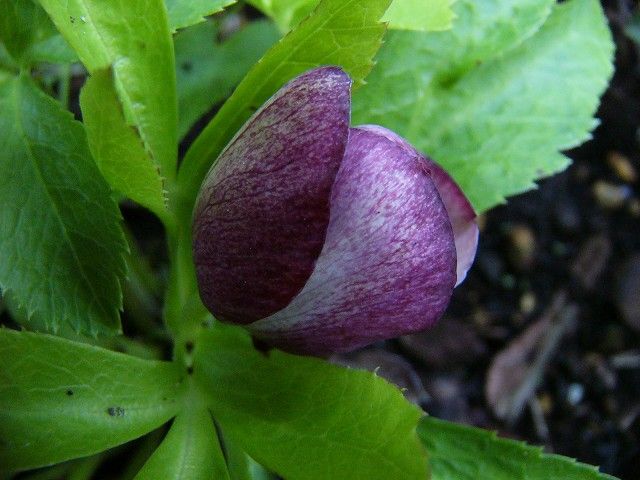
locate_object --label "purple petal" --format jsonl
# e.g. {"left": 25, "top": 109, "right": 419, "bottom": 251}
{"left": 249, "top": 127, "right": 458, "bottom": 355}
{"left": 193, "top": 67, "right": 352, "bottom": 324}
{"left": 425, "top": 160, "right": 478, "bottom": 285}
{"left": 357, "top": 125, "right": 478, "bottom": 285}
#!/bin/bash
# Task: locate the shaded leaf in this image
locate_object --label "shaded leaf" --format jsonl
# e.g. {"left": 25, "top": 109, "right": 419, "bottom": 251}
{"left": 80, "top": 69, "right": 167, "bottom": 219}
{"left": 419, "top": 416, "right": 619, "bottom": 480}
{"left": 0, "top": 75, "right": 126, "bottom": 335}
{"left": 245, "top": 0, "right": 317, "bottom": 32}
{"left": 134, "top": 409, "right": 229, "bottom": 480}
{"left": 0, "top": 0, "right": 76, "bottom": 65}
{"left": 175, "top": 20, "right": 279, "bottom": 139}
{"left": 165, "top": 0, "right": 236, "bottom": 32}
{"left": 0, "top": 329, "right": 185, "bottom": 473}
{"left": 194, "top": 323, "right": 427, "bottom": 480}
{"left": 38, "top": 0, "right": 178, "bottom": 186}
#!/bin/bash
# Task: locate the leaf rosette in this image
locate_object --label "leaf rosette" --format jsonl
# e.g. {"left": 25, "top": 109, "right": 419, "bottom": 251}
{"left": 193, "top": 67, "right": 478, "bottom": 355}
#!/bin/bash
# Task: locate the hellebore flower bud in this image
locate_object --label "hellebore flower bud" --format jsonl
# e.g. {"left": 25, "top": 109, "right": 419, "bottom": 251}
{"left": 193, "top": 67, "right": 478, "bottom": 356}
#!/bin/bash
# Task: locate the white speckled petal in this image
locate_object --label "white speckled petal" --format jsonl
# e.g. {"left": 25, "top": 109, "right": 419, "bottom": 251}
{"left": 357, "top": 125, "right": 478, "bottom": 285}
{"left": 248, "top": 127, "right": 458, "bottom": 355}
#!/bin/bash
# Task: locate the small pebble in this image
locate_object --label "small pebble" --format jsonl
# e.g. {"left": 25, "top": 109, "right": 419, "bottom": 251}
{"left": 607, "top": 151, "right": 637, "bottom": 183}
{"left": 567, "top": 383, "right": 585, "bottom": 406}
{"left": 507, "top": 225, "right": 536, "bottom": 270}
{"left": 519, "top": 291, "right": 537, "bottom": 315}
{"left": 592, "top": 181, "right": 632, "bottom": 209}
{"left": 538, "top": 392, "right": 554, "bottom": 415}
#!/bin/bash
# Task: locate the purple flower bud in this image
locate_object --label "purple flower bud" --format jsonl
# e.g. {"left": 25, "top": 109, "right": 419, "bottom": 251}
{"left": 193, "top": 67, "right": 478, "bottom": 356}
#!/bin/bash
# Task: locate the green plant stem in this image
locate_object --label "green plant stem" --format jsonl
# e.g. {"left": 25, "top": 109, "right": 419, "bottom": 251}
{"left": 163, "top": 185, "right": 211, "bottom": 369}
{"left": 57, "top": 63, "right": 70, "bottom": 110}
{"left": 122, "top": 226, "right": 165, "bottom": 336}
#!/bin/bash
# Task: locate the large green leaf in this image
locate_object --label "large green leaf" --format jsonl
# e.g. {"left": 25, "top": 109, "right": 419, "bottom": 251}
{"left": 247, "top": 0, "right": 453, "bottom": 32}
{"left": 0, "top": 75, "right": 126, "bottom": 335}
{"left": 0, "top": 329, "right": 185, "bottom": 473}
{"left": 419, "top": 416, "right": 619, "bottom": 480}
{"left": 352, "top": 0, "right": 614, "bottom": 213}
{"left": 165, "top": 0, "right": 235, "bottom": 32}
{"left": 193, "top": 324, "right": 427, "bottom": 480}
{"left": 38, "top": 0, "right": 178, "bottom": 186}
{"left": 175, "top": 19, "right": 279, "bottom": 139}
{"left": 382, "top": 0, "right": 455, "bottom": 31}
{"left": 0, "top": 0, "right": 76, "bottom": 66}
{"left": 177, "top": 0, "right": 391, "bottom": 219}
{"left": 80, "top": 69, "right": 167, "bottom": 220}
{"left": 134, "top": 409, "right": 229, "bottom": 480}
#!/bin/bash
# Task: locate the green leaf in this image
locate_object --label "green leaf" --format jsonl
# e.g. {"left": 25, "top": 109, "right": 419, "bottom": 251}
{"left": 0, "top": 75, "right": 127, "bottom": 335}
{"left": 0, "top": 0, "right": 76, "bottom": 66}
{"left": 419, "top": 416, "right": 619, "bottom": 480}
{"left": 80, "top": 69, "right": 168, "bottom": 220}
{"left": 225, "top": 439, "right": 276, "bottom": 480}
{"left": 26, "top": 34, "right": 78, "bottom": 64}
{"left": 193, "top": 324, "right": 427, "bottom": 480}
{"left": 382, "top": 0, "right": 455, "bottom": 31}
{"left": 0, "top": 329, "right": 185, "bottom": 473}
{"left": 245, "top": 0, "right": 317, "bottom": 32}
{"left": 352, "top": 0, "right": 614, "bottom": 213}
{"left": 175, "top": 19, "right": 279, "bottom": 139}
{"left": 0, "top": 0, "right": 50, "bottom": 62}
{"left": 134, "top": 408, "right": 229, "bottom": 480}
{"left": 247, "top": 0, "right": 453, "bottom": 32}
{"left": 38, "top": 0, "right": 178, "bottom": 185}
{"left": 177, "top": 0, "right": 391, "bottom": 220}
{"left": 165, "top": 0, "right": 236, "bottom": 32}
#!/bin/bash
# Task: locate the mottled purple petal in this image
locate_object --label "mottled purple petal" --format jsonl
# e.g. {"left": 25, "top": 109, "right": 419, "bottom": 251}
{"left": 425, "top": 160, "right": 478, "bottom": 285}
{"left": 357, "top": 125, "right": 478, "bottom": 285}
{"left": 248, "top": 127, "right": 457, "bottom": 355}
{"left": 193, "top": 67, "right": 352, "bottom": 324}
